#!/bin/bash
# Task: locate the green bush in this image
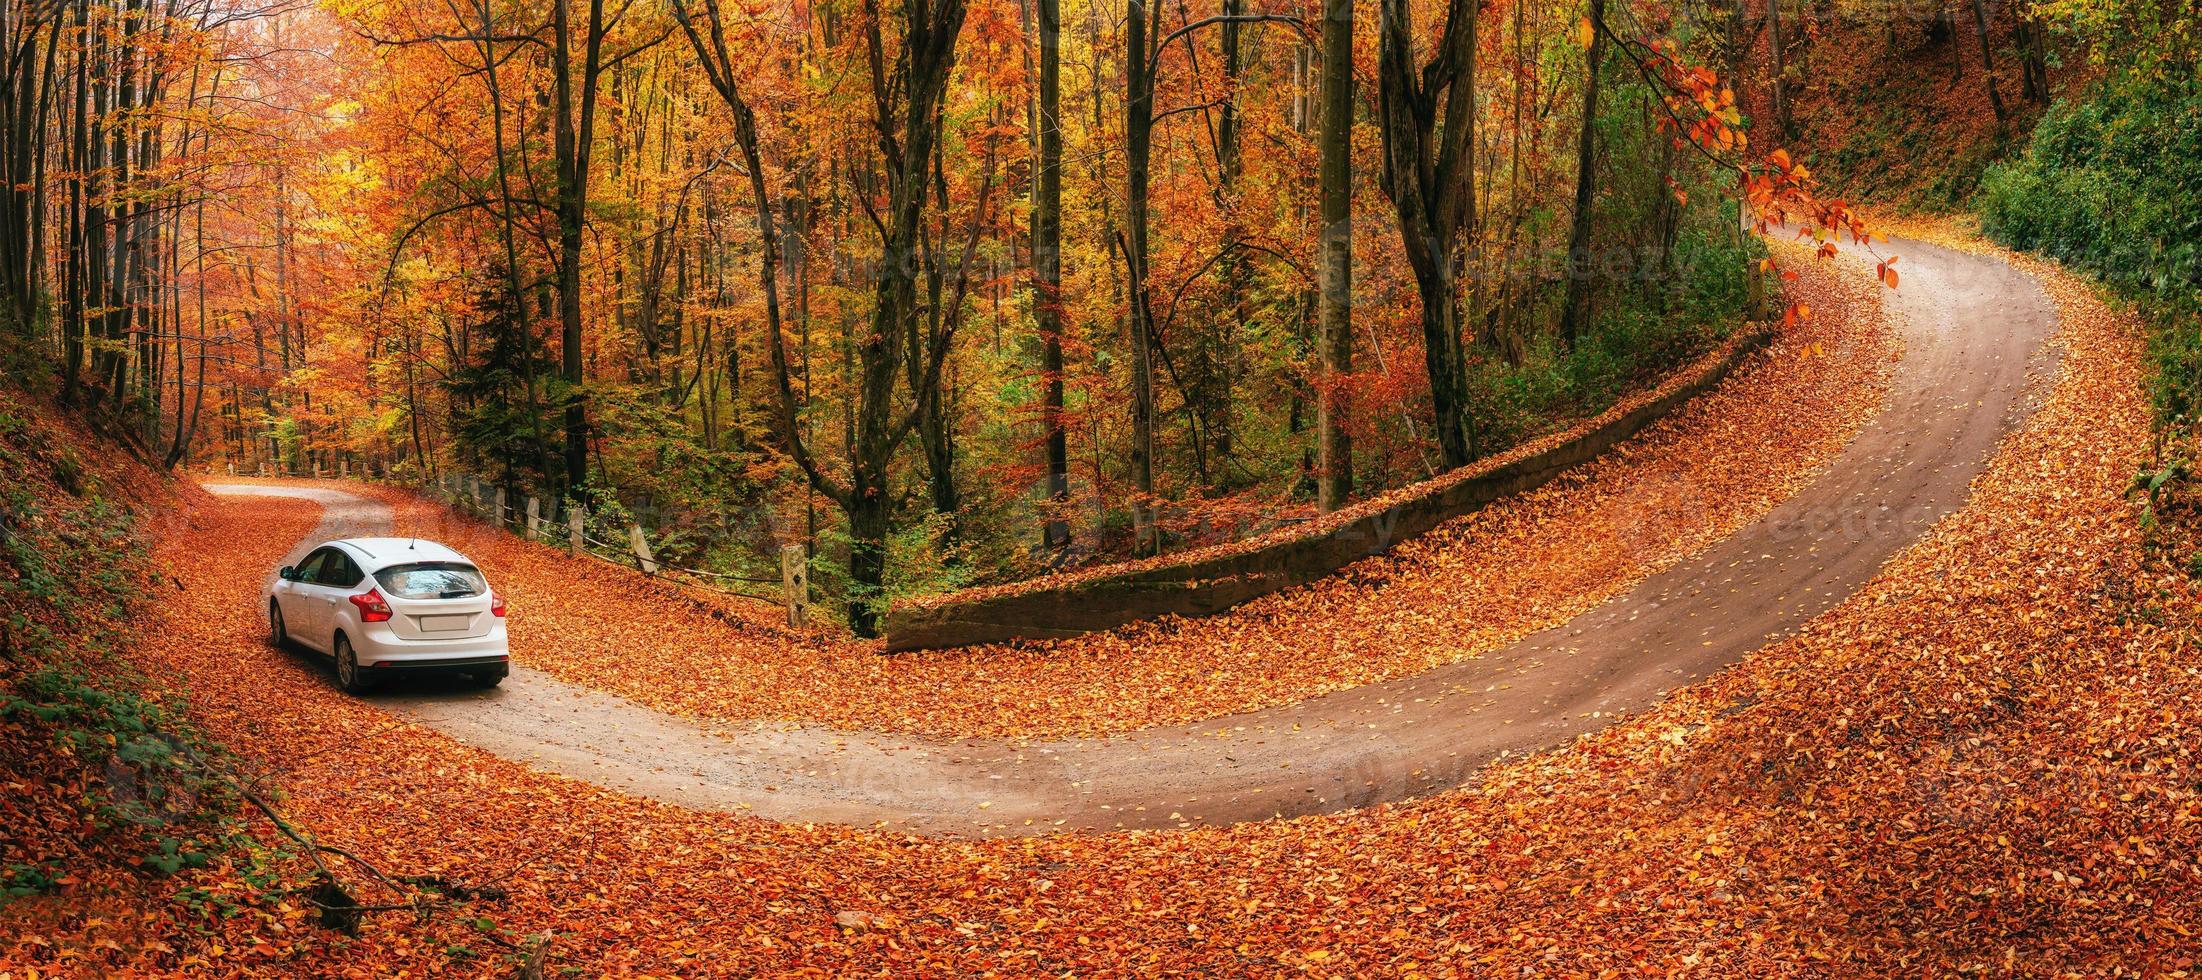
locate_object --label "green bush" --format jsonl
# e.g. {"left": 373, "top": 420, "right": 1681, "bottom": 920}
{"left": 1979, "top": 80, "right": 2202, "bottom": 430}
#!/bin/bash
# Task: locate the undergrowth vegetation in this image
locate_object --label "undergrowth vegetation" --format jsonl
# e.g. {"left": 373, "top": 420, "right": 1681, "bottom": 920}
{"left": 1477, "top": 217, "right": 1763, "bottom": 454}
{"left": 0, "top": 395, "right": 241, "bottom": 902}
{"left": 1980, "top": 81, "right": 2202, "bottom": 433}
{"left": 1978, "top": 65, "right": 2202, "bottom": 576}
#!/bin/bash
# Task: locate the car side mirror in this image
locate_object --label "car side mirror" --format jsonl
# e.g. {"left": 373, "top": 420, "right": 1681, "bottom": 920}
{"left": 278, "top": 565, "right": 296, "bottom": 582}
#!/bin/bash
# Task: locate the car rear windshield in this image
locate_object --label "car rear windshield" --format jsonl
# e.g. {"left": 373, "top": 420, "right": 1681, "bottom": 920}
{"left": 374, "top": 562, "right": 489, "bottom": 599}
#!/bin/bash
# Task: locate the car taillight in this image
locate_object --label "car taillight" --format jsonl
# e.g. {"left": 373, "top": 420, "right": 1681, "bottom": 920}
{"left": 490, "top": 594, "right": 507, "bottom": 617}
{"left": 350, "top": 589, "right": 393, "bottom": 623}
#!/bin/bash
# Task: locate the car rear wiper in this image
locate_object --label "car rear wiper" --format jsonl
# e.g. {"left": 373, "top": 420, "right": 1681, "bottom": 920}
{"left": 438, "top": 589, "right": 478, "bottom": 599}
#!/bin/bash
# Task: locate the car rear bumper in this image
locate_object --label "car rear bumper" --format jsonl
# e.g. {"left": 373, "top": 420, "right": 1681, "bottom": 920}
{"left": 366, "top": 654, "right": 509, "bottom": 673}
{"left": 351, "top": 624, "right": 509, "bottom": 669}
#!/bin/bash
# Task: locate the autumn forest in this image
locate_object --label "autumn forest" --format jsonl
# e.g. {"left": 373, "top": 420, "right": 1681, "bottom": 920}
{"left": 0, "top": 0, "right": 1854, "bottom": 634}
{"left": 3, "top": 0, "right": 2200, "bottom": 972}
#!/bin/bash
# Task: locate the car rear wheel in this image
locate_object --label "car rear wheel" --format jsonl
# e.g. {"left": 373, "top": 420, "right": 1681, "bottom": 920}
{"left": 334, "top": 634, "right": 376, "bottom": 695}
{"left": 470, "top": 665, "right": 507, "bottom": 689}
{"left": 268, "top": 600, "right": 288, "bottom": 648}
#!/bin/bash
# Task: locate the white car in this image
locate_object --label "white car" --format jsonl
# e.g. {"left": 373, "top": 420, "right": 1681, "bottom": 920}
{"left": 267, "top": 538, "right": 509, "bottom": 693}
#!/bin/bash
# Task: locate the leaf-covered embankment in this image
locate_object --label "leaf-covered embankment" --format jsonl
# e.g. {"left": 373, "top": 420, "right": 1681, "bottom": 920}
{"left": 0, "top": 392, "right": 264, "bottom": 964}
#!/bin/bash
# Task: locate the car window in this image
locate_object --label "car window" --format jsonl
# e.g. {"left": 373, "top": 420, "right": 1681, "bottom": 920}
{"left": 318, "top": 551, "right": 363, "bottom": 589}
{"left": 374, "top": 562, "right": 489, "bottom": 600}
{"left": 293, "top": 549, "right": 330, "bottom": 584}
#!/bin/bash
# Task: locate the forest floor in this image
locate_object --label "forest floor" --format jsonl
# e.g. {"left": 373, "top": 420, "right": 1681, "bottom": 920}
{"left": 209, "top": 242, "right": 1901, "bottom": 744}
{"left": 7, "top": 229, "right": 2197, "bottom": 976}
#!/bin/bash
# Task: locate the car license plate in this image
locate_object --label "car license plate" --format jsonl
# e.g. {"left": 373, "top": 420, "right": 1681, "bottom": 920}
{"left": 421, "top": 614, "right": 471, "bottom": 632}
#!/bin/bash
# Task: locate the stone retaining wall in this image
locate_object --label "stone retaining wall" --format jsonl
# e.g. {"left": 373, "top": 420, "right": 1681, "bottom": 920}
{"left": 884, "top": 328, "right": 1777, "bottom": 651}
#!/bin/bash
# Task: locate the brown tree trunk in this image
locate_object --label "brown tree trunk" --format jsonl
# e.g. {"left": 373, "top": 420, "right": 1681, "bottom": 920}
{"left": 1314, "top": 0, "right": 1353, "bottom": 511}
{"left": 1376, "top": 0, "right": 1477, "bottom": 468}
{"left": 2015, "top": 7, "right": 2048, "bottom": 102}
{"left": 1969, "top": 0, "right": 2008, "bottom": 124}
{"left": 1766, "top": 0, "right": 1791, "bottom": 138}
{"left": 1206, "top": 0, "right": 1245, "bottom": 488}
{"left": 550, "top": 0, "right": 612, "bottom": 495}
{"left": 60, "top": 2, "right": 86, "bottom": 401}
{"left": 675, "top": 0, "right": 972, "bottom": 637}
{"left": 1559, "top": 0, "right": 1606, "bottom": 349}
{"left": 1125, "top": 0, "right": 1158, "bottom": 551}
{"left": 1035, "top": 0, "right": 1070, "bottom": 548}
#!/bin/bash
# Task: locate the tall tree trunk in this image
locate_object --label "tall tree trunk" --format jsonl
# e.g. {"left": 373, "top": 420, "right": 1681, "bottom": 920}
{"left": 100, "top": 1, "right": 136, "bottom": 409}
{"left": 1035, "top": 0, "right": 1069, "bottom": 547}
{"left": 84, "top": 26, "right": 113, "bottom": 403}
{"left": 1935, "top": 2, "right": 1963, "bottom": 80}
{"left": 60, "top": 3, "right": 87, "bottom": 401}
{"left": 674, "top": 0, "right": 972, "bottom": 637}
{"left": 468, "top": 0, "right": 550, "bottom": 484}
{"left": 1969, "top": 0, "right": 2007, "bottom": 124}
{"left": 23, "top": 13, "right": 62, "bottom": 336}
{"left": 551, "top": 0, "right": 611, "bottom": 495}
{"left": 0, "top": 6, "right": 62, "bottom": 335}
{"left": 166, "top": 58, "right": 221, "bottom": 470}
{"left": 1559, "top": 0, "right": 1605, "bottom": 349}
{"left": 1207, "top": 0, "right": 1244, "bottom": 488}
{"left": 1766, "top": 0, "right": 1791, "bottom": 138}
{"left": 2015, "top": 6, "right": 2048, "bottom": 102}
{"left": 1314, "top": 0, "right": 1353, "bottom": 511}
{"left": 846, "top": 0, "right": 972, "bottom": 633}
{"left": 1376, "top": 0, "right": 1477, "bottom": 468}
{"left": 910, "top": 171, "right": 960, "bottom": 537}
{"left": 1124, "top": 0, "right": 1158, "bottom": 552}
{"left": 168, "top": 147, "right": 209, "bottom": 469}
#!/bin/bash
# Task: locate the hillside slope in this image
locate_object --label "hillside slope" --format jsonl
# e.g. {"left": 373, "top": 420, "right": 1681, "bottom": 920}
{"left": 1757, "top": 0, "right": 2069, "bottom": 209}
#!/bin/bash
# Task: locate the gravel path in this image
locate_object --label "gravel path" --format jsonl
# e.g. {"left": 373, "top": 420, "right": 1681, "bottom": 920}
{"left": 203, "top": 235, "right": 2057, "bottom": 837}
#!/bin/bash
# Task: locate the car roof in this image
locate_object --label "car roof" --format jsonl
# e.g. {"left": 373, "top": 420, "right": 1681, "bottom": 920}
{"left": 323, "top": 537, "right": 473, "bottom": 571}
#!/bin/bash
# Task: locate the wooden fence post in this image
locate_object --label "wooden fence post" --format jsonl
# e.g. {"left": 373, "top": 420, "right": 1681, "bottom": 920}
{"left": 339, "top": 460, "right": 349, "bottom": 479}
{"left": 494, "top": 487, "right": 508, "bottom": 527}
{"left": 629, "top": 525, "right": 658, "bottom": 575}
{"left": 781, "top": 544, "right": 809, "bottom": 628}
{"left": 526, "top": 496, "right": 542, "bottom": 539}
{"left": 568, "top": 504, "right": 588, "bottom": 554}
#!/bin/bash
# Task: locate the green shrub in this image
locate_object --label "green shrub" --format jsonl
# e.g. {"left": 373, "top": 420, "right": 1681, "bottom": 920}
{"left": 1979, "top": 80, "right": 2202, "bottom": 431}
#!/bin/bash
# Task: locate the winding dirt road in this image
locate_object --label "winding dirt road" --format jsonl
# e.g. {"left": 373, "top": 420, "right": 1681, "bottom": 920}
{"left": 205, "top": 235, "right": 2057, "bottom": 837}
